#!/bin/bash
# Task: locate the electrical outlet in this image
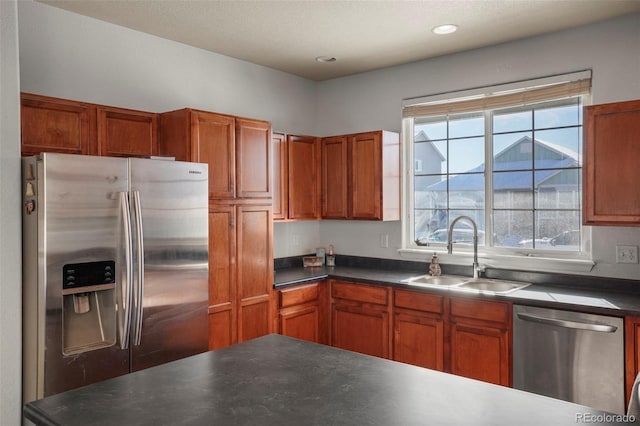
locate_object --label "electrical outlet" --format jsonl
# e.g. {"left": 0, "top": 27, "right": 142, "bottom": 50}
{"left": 380, "top": 234, "right": 389, "bottom": 248}
{"left": 616, "top": 245, "right": 638, "bottom": 264}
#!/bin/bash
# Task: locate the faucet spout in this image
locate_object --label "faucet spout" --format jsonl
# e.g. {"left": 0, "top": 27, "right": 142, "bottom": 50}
{"left": 447, "top": 215, "right": 481, "bottom": 279}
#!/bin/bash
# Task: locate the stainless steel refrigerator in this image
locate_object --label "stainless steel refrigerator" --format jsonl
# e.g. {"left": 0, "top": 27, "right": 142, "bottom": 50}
{"left": 22, "top": 153, "right": 209, "bottom": 402}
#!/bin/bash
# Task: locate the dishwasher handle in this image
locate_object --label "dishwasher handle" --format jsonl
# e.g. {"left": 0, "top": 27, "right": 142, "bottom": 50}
{"left": 516, "top": 312, "right": 618, "bottom": 333}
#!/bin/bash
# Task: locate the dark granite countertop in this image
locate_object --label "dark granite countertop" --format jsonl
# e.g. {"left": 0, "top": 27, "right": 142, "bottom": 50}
{"left": 23, "top": 334, "right": 634, "bottom": 426}
{"left": 275, "top": 265, "right": 640, "bottom": 317}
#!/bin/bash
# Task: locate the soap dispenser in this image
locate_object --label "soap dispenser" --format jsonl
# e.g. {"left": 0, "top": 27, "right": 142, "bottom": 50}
{"left": 429, "top": 253, "right": 442, "bottom": 276}
{"left": 326, "top": 245, "right": 336, "bottom": 267}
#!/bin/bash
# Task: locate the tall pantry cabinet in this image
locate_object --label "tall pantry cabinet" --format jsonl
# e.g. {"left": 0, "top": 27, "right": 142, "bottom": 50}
{"left": 159, "top": 109, "right": 274, "bottom": 350}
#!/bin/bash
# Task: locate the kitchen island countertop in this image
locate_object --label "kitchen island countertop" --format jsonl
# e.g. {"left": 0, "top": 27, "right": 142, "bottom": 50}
{"left": 23, "top": 334, "right": 634, "bottom": 425}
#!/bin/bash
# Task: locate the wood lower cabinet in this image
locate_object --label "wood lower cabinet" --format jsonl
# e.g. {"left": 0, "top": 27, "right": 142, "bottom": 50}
{"left": 208, "top": 202, "right": 274, "bottom": 349}
{"left": 330, "top": 281, "right": 390, "bottom": 358}
{"left": 207, "top": 204, "right": 237, "bottom": 350}
{"left": 21, "top": 93, "right": 93, "bottom": 156}
{"left": 237, "top": 203, "right": 274, "bottom": 342}
{"left": 584, "top": 99, "right": 640, "bottom": 225}
{"left": 321, "top": 130, "right": 399, "bottom": 221}
{"left": 277, "top": 281, "right": 327, "bottom": 344}
{"left": 393, "top": 289, "right": 445, "bottom": 371}
{"left": 625, "top": 316, "right": 640, "bottom": 407}
{"left": 449, "top": 297, "right": 511, "bottom": 386}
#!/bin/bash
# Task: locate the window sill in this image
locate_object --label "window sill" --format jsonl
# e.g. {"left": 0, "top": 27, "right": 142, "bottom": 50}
{"left": 398, "top": 248, "right": 595, "bottom": 275}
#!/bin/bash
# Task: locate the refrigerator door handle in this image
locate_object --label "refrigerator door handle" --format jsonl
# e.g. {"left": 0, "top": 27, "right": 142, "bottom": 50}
{"left": 132, "top": 190, "right": 145, "bottom": 346}
{"left": 119, "top": 192, "right": 133, "bottom": 350}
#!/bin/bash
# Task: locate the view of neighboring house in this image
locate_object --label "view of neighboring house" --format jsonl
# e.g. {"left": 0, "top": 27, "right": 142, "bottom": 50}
{"left": 414, "top": 135, "right": 581, "bottom": 248}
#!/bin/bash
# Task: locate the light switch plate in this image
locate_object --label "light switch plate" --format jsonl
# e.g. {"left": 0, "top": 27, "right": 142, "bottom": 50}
{"left": 616, "top": 245, "right": 638, "bottom": 264}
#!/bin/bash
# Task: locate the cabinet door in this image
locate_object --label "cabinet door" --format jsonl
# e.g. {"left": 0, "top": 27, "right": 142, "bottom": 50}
{"left": 288, "top": 135, "right": 319, "bottom": 219}
{"left": 584, "top": 100, "right": 640, "bottom": 225}
{"left": 279, "top": 305, "right": 319, "bottom": 343}
{"left": 349, "top": 132, "right": 382, "bottom": 219}
{"left": 97, "top": 106, "right": 158, "bottom": 157}
{"left": 450, "top": 321, "right": 510, "bottom": 386}
{"left": 449, "top": 297, "right": 511, "bottom": 386}
{"left": 331, "top": 302, "right": 389, "bottom": 358}
{"left": 208, "top": 204, "right": 237, "bottom": 350}
{"left": 321, "top": 136, "right": 349, "bottom": 219}
{"left": 237, "top": 204, "right": 273, "bottom": 342}
{"left": 21, "top": 94, "right": 92, "bottom": 156}
{"left": 272, "top": 132, "right": 288, "bottom": 220}
{"left": 236, "top": 118, "right": 272, "bottom": 199}
{"left": 192, "top": 111, "right": 236, "bottom": 199}
{"left": 393, "top": 289, "right": 445, "bottom": 371}
{"left": 394, "top": 311, "right": 444, "bottom": 370}
{"left": 625, "top": 317, "right": 640, "bottom": 408}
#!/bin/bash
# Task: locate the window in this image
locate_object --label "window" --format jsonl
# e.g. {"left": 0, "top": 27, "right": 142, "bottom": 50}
{"left": 403, "top": 72, "right": 591, "bottom": 259}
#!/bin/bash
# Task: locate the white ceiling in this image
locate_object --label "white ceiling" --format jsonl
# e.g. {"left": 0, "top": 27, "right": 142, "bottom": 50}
{"left": 37, "top": 0, "right": 640, "bottom": 81}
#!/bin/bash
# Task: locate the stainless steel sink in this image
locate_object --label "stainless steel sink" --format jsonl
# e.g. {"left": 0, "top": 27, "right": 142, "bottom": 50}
{"left": 402, "top": 274, "right": 468, "bottom": 287}
{"left": 402, "top": 274, "right": 530, "bottom": 294}
{"left": 452, "top": 279, "right": 531, "bottom": 295}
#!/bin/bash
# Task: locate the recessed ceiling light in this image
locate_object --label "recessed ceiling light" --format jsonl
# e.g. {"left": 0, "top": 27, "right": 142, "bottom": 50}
{"left": 316, "top": 56, "right": 337, "bottom": 63}
{"left": 432, "top": 24, "right": 458, "bottom": 35}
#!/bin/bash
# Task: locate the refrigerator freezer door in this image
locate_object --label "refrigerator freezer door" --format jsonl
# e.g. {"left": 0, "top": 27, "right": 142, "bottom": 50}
{"left": 129, "top": 158, "right": 209, "bottom": 371}
{"left": 23, "top": 153, "right": 131, "bottom": 401}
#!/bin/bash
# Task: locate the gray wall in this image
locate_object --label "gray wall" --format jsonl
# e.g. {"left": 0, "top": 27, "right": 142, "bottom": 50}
{"left": 310, "top": 13, "right": 640, "bottom": 280}
{"left": 17, "top": 0, "right": 318, "bottom": 135}
{"left": 0, "top": 1, "right": 22, "bottom": 425}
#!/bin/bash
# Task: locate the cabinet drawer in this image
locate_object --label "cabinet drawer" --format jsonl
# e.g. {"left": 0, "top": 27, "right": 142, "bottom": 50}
{"left": 394, "top": 289, "right": 443, "bottom": 314}
{"left": 279, "top": 283, "right": 319, "bottom": 308}
{"left": 450, "top": 298, "right": 509, "bottom": 324}
{"left": 331, "top": 281, "right": 388, "bottom": 305}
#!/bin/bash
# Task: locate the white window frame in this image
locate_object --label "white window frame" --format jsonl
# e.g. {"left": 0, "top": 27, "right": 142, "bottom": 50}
{"left": 398, "top": 71, "right": 595, "bottom": 274}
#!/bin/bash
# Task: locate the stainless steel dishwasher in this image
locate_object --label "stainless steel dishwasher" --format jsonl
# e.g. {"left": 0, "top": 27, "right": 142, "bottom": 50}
{"left": 513, "top": 305, "right": 624, "bottom": 414}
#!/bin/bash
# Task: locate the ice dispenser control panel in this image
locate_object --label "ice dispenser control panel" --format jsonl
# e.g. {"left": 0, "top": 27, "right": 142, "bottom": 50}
{"left": 63, "top": 261, "right": 116, "bottom": 290}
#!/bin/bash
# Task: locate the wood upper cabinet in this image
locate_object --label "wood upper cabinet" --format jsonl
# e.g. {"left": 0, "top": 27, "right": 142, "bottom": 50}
{"left": 321, "top": 135, "right": 348, "bottom": 219}
{"left": 330, "top": 280, "right": 390, "bottom": 358}
{"left": 393, "top": 289, "right": 445, "bottom": 371}
{"left": 287, "top": 135, "right": 320, "bottom": 220}
{"left": 273, "top": 133, "right": 320, "bottom": 221}
{"left": 321, "top": 130, "right": 399, "bottom": 221}
{"left": 272, "top": 132, "right": 288, "bottom": 220}
{"left": 449, "top": 297, "right": 511, "bottom": 387}
{"left": 584, "top": 99, "right": 640, "bottom": 225}
{"left": 236, "top": 118, "right": 272, "bottom": 199}
{"left": 159, "top": 109, "right": 236, "bottom": 199}
{"left": 96, "top": 106, "right": 158, "bottom": 158}
{"left": 21, "top": 93, "right": 93, "bottom": 156}
{"left": 21, "top": 93, "right": 158, "bottom": 158}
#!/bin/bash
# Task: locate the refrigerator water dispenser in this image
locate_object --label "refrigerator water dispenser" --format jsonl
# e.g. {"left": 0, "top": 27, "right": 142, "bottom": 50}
{"left": 62, "top": 261, "right": 117, "bottom": 355}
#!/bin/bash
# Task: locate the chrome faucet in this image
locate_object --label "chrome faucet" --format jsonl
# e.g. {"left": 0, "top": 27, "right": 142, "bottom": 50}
{"left": 447, "top": 215, "right": 481, "bottom": 279}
